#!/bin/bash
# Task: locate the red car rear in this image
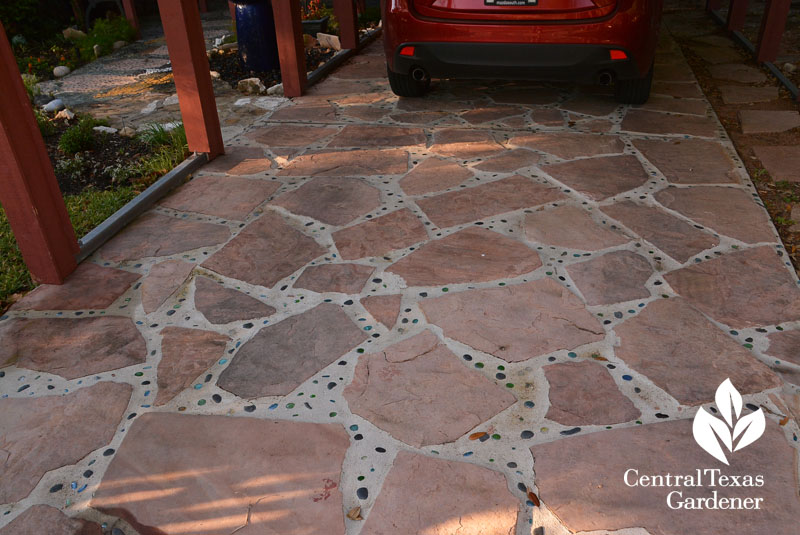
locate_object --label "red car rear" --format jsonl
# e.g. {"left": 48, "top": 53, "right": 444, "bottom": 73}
{"left": 382, "top": 0, "right": 664, "bottom": 103}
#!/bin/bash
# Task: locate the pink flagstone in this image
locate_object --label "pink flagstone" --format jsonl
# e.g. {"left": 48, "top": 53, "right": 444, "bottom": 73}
{"left": 739, "top": 110, "right": 800, "bottom": 134}
{"left": 200, "top": 145, "right": 272, "bottom": 176}
{"left": 327, "top": 125, "right": 426, "bottom": 148}
{"left": 156, "top": 327, "right": 229, "bottom": 406}
{"left": 510, "top": 132, "right": 624, "bottom": 160}
{"left": 544, "top": 155, "right": 649, "bottom": 200}
{"left": 361, "top": 294, "right": 402, "bottom": 328}
{"left": 278, "top": 149, "right": 409, "bottom": 176}
{"left": 270, "top": 103, "right": 337, "bottom": 122}
{"left": 765, "top": 330, "right": 800, "bottom": 366}
{"left": 567, "top": 250, "right": 653, "bottom": 305}
{"left": 272, "top": 176, "right": 381, "bottom": 225}
{"left": 193, "top": 277, "right": 275, "bottom": 324}
{"left": 159, "top": 175, "right": 280, "bottom": 220}
{"left": 560, "top": 94, "right": 619, "bottom": 117}
{"left": 333, "top": 209, "right": 428, "bottom": 260}
{"left": 460, "top": 106, "right": 525, "bottom": 124}
{"left": 633, "top": 138, "right": 738, "bottom": 184}
{"left": 524, "top": 205, "right": 628, "bottom": 251}
{"left": 0, "top": 505, "right": 102, "bottom": 535}
{"left": 473, "top": 149, "right": 541, "bottom": 173}
{"left": 294, "top": 263, "right": 374, "bottom": 294}
{"left": 621, "top": 109, "right": 718, "bottom": 137}
{"left": 430, "top": 128, "right": 505, "bottom": 159}
{"left": 399, "top": 157, "right": 473, "bottom": 195}
{"left": 140, "top": 260, "right": 194, "bottom": 314}
{"left": 248, "top": 124, "right": 338, "bottom": 147}
{"left": 753, "top": 146, "right": 800, "bottom": 183}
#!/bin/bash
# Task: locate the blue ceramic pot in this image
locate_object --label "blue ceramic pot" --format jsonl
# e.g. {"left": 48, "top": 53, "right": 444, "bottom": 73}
{"left": 233, "top": 0, "right": 280, "bottom": 72}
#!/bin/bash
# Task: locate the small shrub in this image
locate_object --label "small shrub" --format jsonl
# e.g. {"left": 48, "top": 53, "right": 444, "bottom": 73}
{"left": 58, "top": 116, "right": 107, "bottom": 154}
{"left": 21, "top": 73, "right": 40, "bottom": 102}
{"left": 34, "top": 109, "right": 56, "bottom": 137}
{"left": 77, "top": 16, "right": 136, "bottom": 61}
{"left": 55, "top": 152, "right": 90, "bottom": 181}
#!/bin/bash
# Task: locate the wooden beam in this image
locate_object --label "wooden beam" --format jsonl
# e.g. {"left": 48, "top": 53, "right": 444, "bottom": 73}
{"left": 334, "top": 0, "right": 359, "bottom": 50}
{"left": 756, "top": 0, "right": 791, "bottom": 63}
{"left": 0, "top": 25, "right": 78, "bottom": 284}
{"left": 272, "top": 0, "right": 307, "bottom": 97}
{"left": 157, "top": 0, "right": 225, "bottom": 159}
{"left": 122, "top": 0, "right": 141, "bottom": 39}
{"left": 726, "top": 0, "right": 750, "bottom": 32}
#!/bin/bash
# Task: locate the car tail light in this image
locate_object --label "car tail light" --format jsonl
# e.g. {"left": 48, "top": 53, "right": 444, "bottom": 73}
{"left": 609, "top": 49, "right": 628, "bottom": 60}
{"left": 400, "top": 46, "right": 416, "bottom": 57}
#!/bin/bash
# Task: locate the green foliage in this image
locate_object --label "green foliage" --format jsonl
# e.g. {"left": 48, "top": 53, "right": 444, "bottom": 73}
{"left": 58, "top": 116, "right": 107, "bottom": 154}
{"left": 0, "top": 206, "right": 34, "bottom": 311}
{"left": 76, "top": 16, "right": 136, "bottom": 62}
{"left": 21, "top": 73, "right": 40, "bottom": 101}
{"left": 109, "top": 123, "right": 189, "bottom": 188}
{"left": 0, "top": 0, "right": 40, "bottom": 40}
{"left": 34, "top": 109, "right": 56, "bottom": 137}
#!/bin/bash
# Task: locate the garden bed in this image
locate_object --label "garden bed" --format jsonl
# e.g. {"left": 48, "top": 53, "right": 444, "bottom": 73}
{"left": 208, "top": 45, "right": 336, "bottom": 91}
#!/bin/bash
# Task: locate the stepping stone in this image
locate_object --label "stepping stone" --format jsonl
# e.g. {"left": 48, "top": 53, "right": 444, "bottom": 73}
{"left": 531, "top": 419, "right": 799, "bottom": 534}
{"left": 708, "top": 63, "right": 767, "bottom": 83}
{"left": 159, "top": 175, "right": 280, "bottom": 220}
{"left": 248, "top": 124, "right": 338, "bottom": 147}
{"left": 389, "top": 110, "right": 451, "bottom": 124}
{"left": 753, "top": 146, "right": 800, "bottom": 182}
{"left": 633, "top": 138, "right": 738, "bottom": 184}
{"left": 567, "top": 250, "right": 653, "bottom": 305}
{"left": 200, "top": 145, "right": 272, "bottom": 176}
{"left": 332, "top": 209, "right": 428, "bottom": 260}
{"left": 0, "top": 505, "right": 102, "bottom": 535}
{"left": 491, "top": 85, "right": 561, "bottom": 105}
{"left": 156, "top": 327, "right": 229, "bottom": 406}
{"left": 399, "top": 157, "right": 473, "bottom": 195}
{"left": 416, "top": 175, "right": 565, "bottom": 228}
{"left": 635, "top": 95, "right": 708, "bottom": 116}
{"left": 194, "top": 276, "right": 276, "bottom": 324}
{"left": 203, "top": 211, "right": 325, "bottom": 288}
{"left": 430, "top": 128, "right": 505, "bottom": 159}
{"left": 460, "top": 105, "right": 525, "bottom": 124}
{"left": 655, "top": 186, "right": 775, "bottom": 243}
{"left": 92, "top": 414, "right": 350, "bottom": 535}
{"left": 690, "top": 44, "right": 742, "bottom": 64}
{"left": 272, "top": 176, "right": 381, "bottom": 225}
{"left": 340, "top": 105, "right": 389, "bottom": 122}
{"left": 616, "top": 298, "right": 779, "bottom": 404}
{"left": 420, "top": 278, "right": 604, "bottom": 362}
{"left": 473, "top": 149, "right": 540, "bottom": 173}
{"left": 0, "top": 382, "right": 131, "bottom": 503}
{"left": 327, "top": 125, "right": 426, "bottom": 148}
{"left": 278, "top": 149, "right": 409, "bottom": 176}
{"left": 510, "top": 132, "right": 624, "bottom": 159}
{"left": 360, "top": 451, "right": 519, "bottom": 534}
{"left": 544, "top": 360, "right": 640, "bottom": 425}
{"left": 140, "top": 260, "right": 194, "bottom": 314}
{"left": 388, "top": 227, "right": 541, "bottom": 286}
{"left": 765, "top": 330, "right": 800, "bottom": 366}
{"left": 719, "top": 85, "right": 779, "bottom": 104}
{"left": 294, "top": 263, "right": 374, "bottom": 294}
{"left": 361, "top": 294, "right": 402, "bottom": 328}
{"left": 11, "top": 263, "right": 138, "bottom": 311}
{"left": 524, "top": 205, "right": 628, "bottom": 251}
{"left": 560, "top": 94, "right": 619, "bottom": 117}
{"left": 218, "top": 303, "right": 367, "bottom": 398}
{"left": 739, "top": 110, "right": 800, "bottom": 134}
{"left": 651, "top": 81, "right": 705, "bottom": 98}
{"left": 602, "top": 201, "right": 719, "bottom": 262}
{"left": 621, "top": 109, "right": 718, "bottom": 137}
{"left": 545, "top": 155, "right": 649, "bottom": 200}
{"left": 99, "top": 212, "right": 231, "bottom": 262}
{"left": 653, "top": 61, "right": 696, "bottom": 82}
{"left": 270, "top": 103, "right": 337, "bottom": 122}
{"left": 531, "top": 108, "right": 565, "bottom": 126}
{"left": 0, "top": 317, "right": 146, "bottom": 379}
{"left": 344, "top": 331, "right": 516, "bottom": 447}
{"left": 665, "top": 246, "right": 800, "bottom": 327}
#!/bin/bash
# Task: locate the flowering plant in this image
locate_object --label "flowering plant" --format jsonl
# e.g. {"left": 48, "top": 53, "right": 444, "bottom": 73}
{"left": 302, "top": 0, "right": 326, "bottom": 20}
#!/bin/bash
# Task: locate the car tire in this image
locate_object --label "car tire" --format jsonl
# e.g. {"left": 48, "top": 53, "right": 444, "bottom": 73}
{"left": 387, "top": 66, "right": 430, "bottom": 98}
{"left": 614, "top": 64, "right": 653, "bottom": 105}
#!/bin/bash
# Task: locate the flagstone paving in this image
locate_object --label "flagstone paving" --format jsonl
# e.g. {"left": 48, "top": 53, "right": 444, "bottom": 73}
{"left": 1, "top": 14, "right": 800, "bottom": 535}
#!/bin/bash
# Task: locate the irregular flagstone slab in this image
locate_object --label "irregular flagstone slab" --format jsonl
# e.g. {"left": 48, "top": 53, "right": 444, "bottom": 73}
{"left": 602, "top": 201, "right": 719, "bottom": 262}
{"left": 633, "top": 138, "right": 738, "bottom": 184}
{"left": 560, "top": 94, "right": 619, "bottom": 117}
{"left": 399, "top": 157, "right": 473, "bottom": 195}
{"left": 766, "top": 330, "right": 800, "bottom": 366}
{"left": 156, "top": 327, "right": 229, "bottom": 406}
{"left": 92, "top": 413, "right": 349, "bottom": 535}
{"left": 708, "top": 63, "right": 767, "bottom": 83}
{"left": 344, "top": 331, "right": 516, "bottom": 447}
{"left": 655, "top": 186, "right": 775, "bottom": 244}
{"left": 651, "top": 81, "right": 705, "bottom": 98}
{"left": 635, "top": 95, "right": 708, "bottom": 116}
{"left": 200, "top": 145, "right": 272, "bottom": 176}
{"left": 278, "top": 149, "right": 409, "bottom": 176}
{"left": 416, "top": 175, "right": 566, "bottom": 228}
{"left": 0, "top": 382, "right": 131, "bottom": 504}
{"left": 333, "top": 209, "right": 428, "bottom": 260}
{"left": 361, "top": 294, "right": 402, "bottom": 328}
{"left": 719, "top": 85, "right": 779, "bottom": 104}
{"left": 294, "top": 263, "right": 374, "bottom": 294}
{"left": 272, "top": 176, "right": 381, "bottom": 225}
{"left": 0, "top": 505, "right": 102, "bottom": 535}
{"left": 159, "top": 175, "right": 279, "bottom": 220}
{"left": 388, "top": 227, "right": 541, "bottom": 286}
{"left": 460, "top": 105, "right": 525, "bottom": 124}
{"left": 510, "top": 132, "right": 624, "bottom": 160}
{"left": 203, "top": 211, "right": 326, "bottom": 288}
{"left": 621, "top": 109, "right": 718, "bottom": 137}
{"left": 545, "top": 155, "right": 649, "bottom": 200}
{"left": 473, "top": 148, "right": 540, "bottom": 173}
{"left": 739, "top": 110, "right": 800, "bottom": 134}
{"left": 248, "top": 124, "right": 338, "bottom": 147}
{"left": 544, "top": 360, "right": 640, "bottom": 425}
{"left": 270, "top": 103, "right": 337, "bottom": 122}
{"left": 491, "top": 85, "right": 562, "bottom": 105}
{"left": 360, "top": 451, "right": 518, "bottom": 535}
{"left": 531, "top": 108, "right": 565, "bottom": 126}
{"left": 218, "top": 303, "right": 367, "bottom": 398}
{"left": 616, "top": 298, "right": 780, "bottom": 404}
{"left": 664, "top": 246, "right": 800, "bottom": 328}
{"left": 0, "top": 317, "right": 146, "bottom": 379}
{"left": 531, "top": 419, "right": 800, "bottom": 534}
{"left": 194, "top": 276, "right": 276, "bottom": 324}
{"left": 753, "top": 146, "right": 800, "bottom": 183}
{"left": 340, "top": 105, "right": 389, "bottom": 122}
{"left": 11, "top": 263, "right": 138, "bottom": 311}
{"left": 99, "top": 212, "right": 231, "bottom": 262}
{"left": 567, "top": 250, "right": 653, "bottom": 305}
{"left": 653, "top": 60, "right": 696, "bottom": 82}
{"left": 141, "top": 260, "right": 194, "bottom": 314}
{"left": 524, "top": 205, "right": 628, "bottom": 251}
{"left": 327, "top": 125, "right": 426, "bottom": 148}
{"left": 389, "top": 110, "right": 451, "bottom": 124}
{"left": 430, "top": 128, "right": 505, "bottom": 159}
{"left": 420, "top": 278, "right": 604, "bottom": 362}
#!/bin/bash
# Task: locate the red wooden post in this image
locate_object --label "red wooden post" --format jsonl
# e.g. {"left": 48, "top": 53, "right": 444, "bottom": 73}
{"left": 756, "top": 0, "right": 791, "bottom": 63}
{"left": 334, "top": 0, "right": 359, "bottom": 50}
{"left": 272, "top": 0, "right": 307, "bottom": 97}
{"left": 726, "top": 0, "right": 750, "bottom": 32}
{"left": 706, "top": 0, "right": 723, "bottom": 11}
{"left": 157, "top": 0, "right": 224, "bottom": 159}
{"left": 229, "top": 0, "right": 236, "bottom": 21}
{"left": 0, "top": 25, "right": 78, "bottom": 284}
{"left": 122, "top": 0, "right": 141, "bottom": 39}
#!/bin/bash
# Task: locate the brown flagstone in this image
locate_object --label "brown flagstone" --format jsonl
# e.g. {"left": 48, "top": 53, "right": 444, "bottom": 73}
{"left": 430, "top": 128, "right": 505, "bottom": 159}
{"left": 567, "top": 250, "right": 653, "bottom": 305}
{"left": 155, "top": 327, "right": 229, "bottom": 406}
{"left": 0, "top": 505, "right": 102, "bottom": 535}
{"left": 140, "top": 259, "right": 194, "bottom": 314}
{"left": 633, "top": 138, "right": 738, "bottom": 184}
{"left": 752, "top": 146, "right": 800, "bottom": 183}
{"left": 708, "top": 63, "right": 767, "bottom": 83}
{"left": 160, "top": 176, "right": 280, "bottom": 220}
{"left": 651, "top": 80, "right": 705, "bottom": 98}
{"left": 194, "top": 276, "right": 276, "bottom": 324}
{"left": 460, "top": 106, "right": 525, "bottom": 124}
{"left": 269, "top": 103, "right": 337, "bottom": 122}
{"left": 621, "top": 109, "right": 718, "bottom": 137}
{"left": 200, "top": 145, "right": 272, "bottom": 176}
{"left": 247, "top": 124, "right": 339, "bottom": 147}
{"left": 361, "top": 294, "right": 402, "bottom": 328}
{"left": 545, "top": 155, "right": 649, "bottom": 200}
{"left": 524, "top": 205, "right": 628, "bottom": 251}
{"left": 739, "top": 110, "right": 800, "bottom": 134}
{"left": 294, "top": 263, "right": 374, "bottom": 294}
{"left": 399, "top": 157, "right": 474, "bottom": 196}
{"left": 560, "top": 94, "right": 619, "bottom": 117}
{"left": 510, "top": 132, "right": 624, "bottom": 160}
{"left": 327, "top": 125, "right": 426, "bottom": 148}
{"left": 765, "top": 330, "right": 800, "bottom": 366}
{"left": 635, "top": 95, "right": 708, "bottom": 115}
{"left": 473, "top": 149, "right": 540, "bottom": 173}
{"left": 272, "top": 176, "right": 381, "bottom": 225}
{"left": 278, "top": 149, "right": 409, "bottom": 176}
{"left": 333, "top": 209, "right": 428, "bottom": 260}
{"left": 719, "top": 85, "right": 779, "bottom": 104}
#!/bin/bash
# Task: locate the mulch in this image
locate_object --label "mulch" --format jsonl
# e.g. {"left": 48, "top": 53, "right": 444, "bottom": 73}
{"left": 208, "top": 46, "right": 336, "bottom": 90}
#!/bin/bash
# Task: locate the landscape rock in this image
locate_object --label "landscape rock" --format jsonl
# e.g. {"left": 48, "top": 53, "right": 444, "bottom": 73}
{"left": 113, "top": 40, "right": 127, "bottom": 50}
{"left": 43, "top": 98, "right": 64, "bottom": 112}
{"left": 93, "top": 125, "right": 117, "bottom": 134}
{"left": 53, "top": 65, "right": 70, "bottom": 77}
{"left": 55, "top": 108, "right": 75, "bottom": 121}
{"left": 317, "top": 32, "right": 341, "bottom": 51}
{"left": 238, "top": 77, "right": 266, "bottom": 95}
{"left": 62, "top": 27, "right": 86, "bottom": 40}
